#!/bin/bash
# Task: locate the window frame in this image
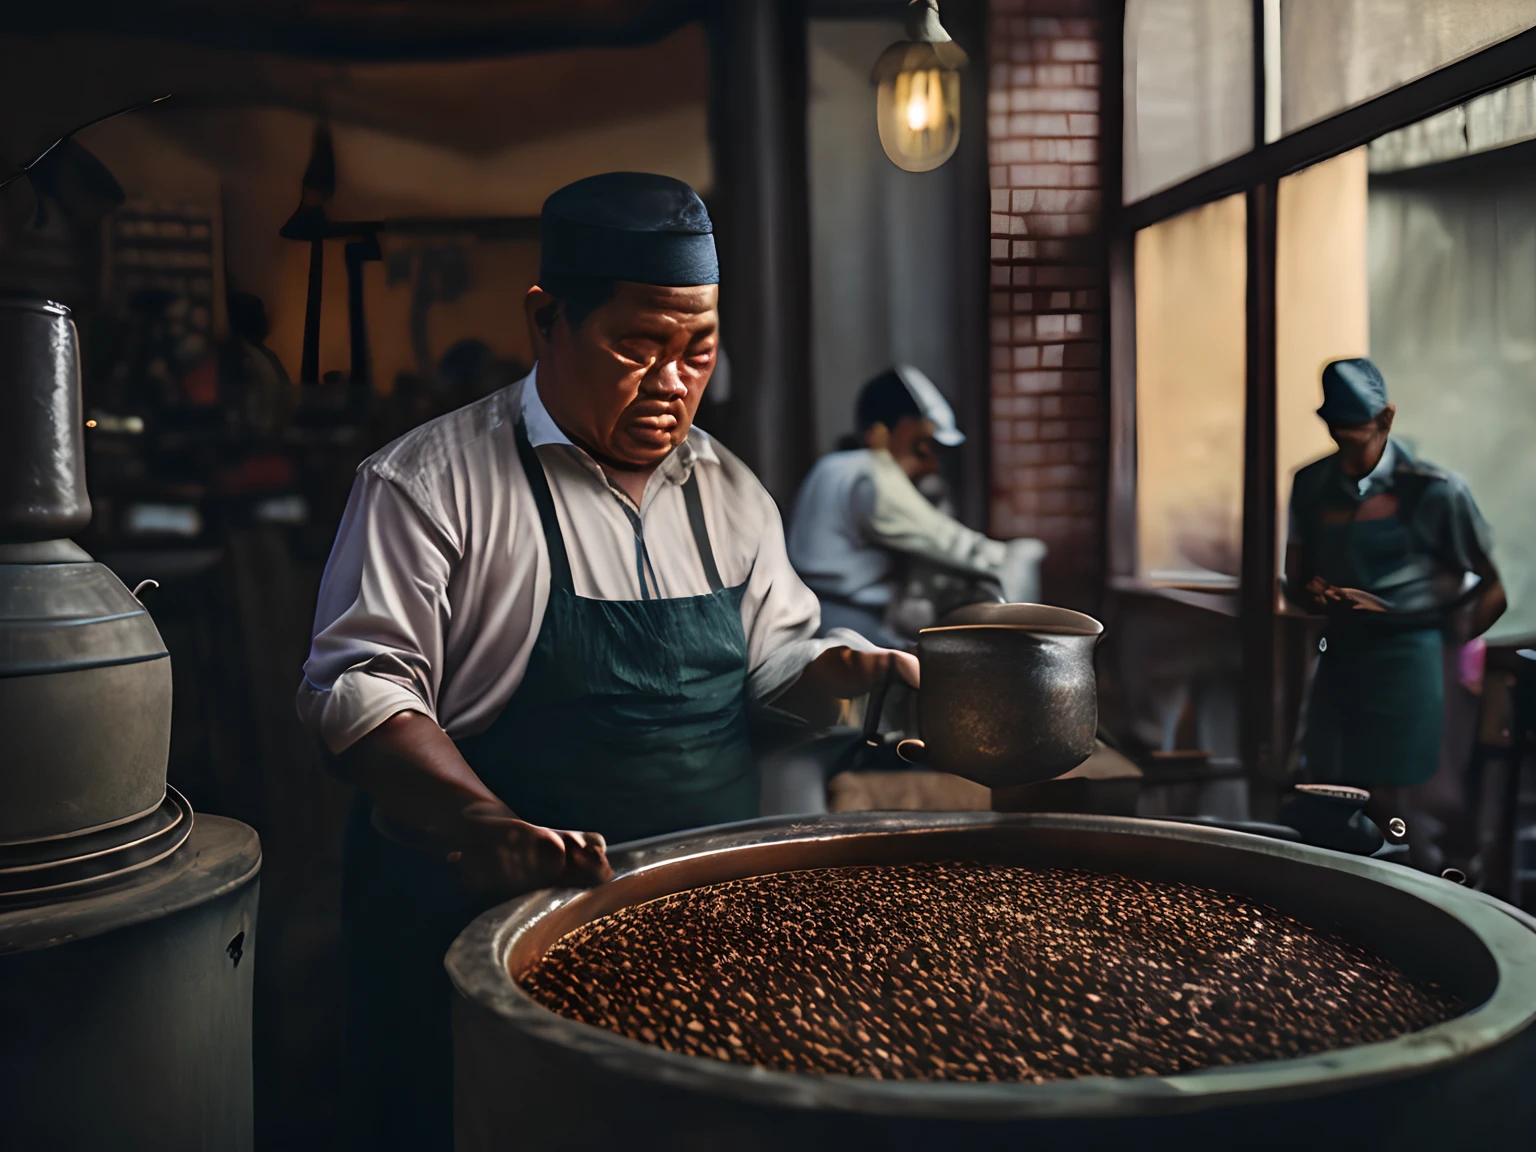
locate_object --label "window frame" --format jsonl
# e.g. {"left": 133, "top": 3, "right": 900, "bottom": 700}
{"left": 1106, "top": 1, "right": 1536, "bottom": 809}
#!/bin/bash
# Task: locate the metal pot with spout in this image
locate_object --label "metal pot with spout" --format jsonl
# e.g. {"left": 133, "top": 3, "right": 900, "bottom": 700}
{"left": 869, "top": 603, "right": 1103, "bottom": 789}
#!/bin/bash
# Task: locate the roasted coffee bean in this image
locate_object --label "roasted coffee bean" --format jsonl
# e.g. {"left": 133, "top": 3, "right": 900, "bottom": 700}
{"left": 519, "top": 863, "right": 1459, "bottom": 1082}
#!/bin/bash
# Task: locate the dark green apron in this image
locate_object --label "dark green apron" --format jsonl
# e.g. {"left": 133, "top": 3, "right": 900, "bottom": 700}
{"left": 339, "top": 419, "right": 758, "bottom": 1151}
{"left": 1300, "top": 493, "right": 1444, "bottom": 788}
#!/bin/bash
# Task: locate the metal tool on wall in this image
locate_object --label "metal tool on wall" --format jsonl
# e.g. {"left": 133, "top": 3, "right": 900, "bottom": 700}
{"left": 279, "top": 119, "right": 384, "bottom": 401}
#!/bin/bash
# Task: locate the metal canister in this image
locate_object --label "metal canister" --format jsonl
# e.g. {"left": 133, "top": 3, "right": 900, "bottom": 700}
{"left": 0, "top": 297, "right": 171, "bottom": 842}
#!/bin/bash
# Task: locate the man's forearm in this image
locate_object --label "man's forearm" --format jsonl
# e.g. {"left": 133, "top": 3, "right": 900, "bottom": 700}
{"left": 866, "top": 459, "right": 1006, "bottom": 578}
{"left": 332, "top": 710, "right": 505, "bottom": 838}
{"left": 330, "top": 709, "right": 612, "bottom": 895}
{"left": 878, "top": 521, "right": 1005, "bottom": 580}
{"left": 1469, "top": 580, "right": 1507, "bottom": 640}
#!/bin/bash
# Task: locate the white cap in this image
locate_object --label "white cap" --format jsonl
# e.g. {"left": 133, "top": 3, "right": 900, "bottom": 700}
{"left": 894, "top": 364, "right": 965, "bottom": 446}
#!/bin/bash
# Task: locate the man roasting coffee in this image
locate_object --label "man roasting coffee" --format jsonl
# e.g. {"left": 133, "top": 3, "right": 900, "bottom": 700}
{"left": 297, "top": 172, "right": 917, "bottom": 1151}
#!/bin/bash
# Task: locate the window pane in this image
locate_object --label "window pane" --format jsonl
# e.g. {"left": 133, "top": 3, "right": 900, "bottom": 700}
{"left": 1369, "top": 143, "right": 1536, "bottom": 642}
{"left": 1135, "top": 193, "right": 1246, "bottom": 583}
{"left": 1123, "top": 0, "right": 1254, "bottom": 203}
{"left": 1281, "top": 0, "right": 1536, "bottom": 135}
{"left": 1276, "top": 149, "right": 1369, "bottom": 556}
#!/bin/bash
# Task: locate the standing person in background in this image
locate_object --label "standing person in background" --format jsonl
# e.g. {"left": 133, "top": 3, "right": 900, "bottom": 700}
{"left": 1285, "top": 357, "right": 1506, "bottom": 867}
{"left": 788, "top": 364, "right": 1045, "bottom": 648}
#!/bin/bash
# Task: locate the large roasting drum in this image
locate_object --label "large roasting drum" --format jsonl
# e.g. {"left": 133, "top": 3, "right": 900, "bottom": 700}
{"left": 448, "top": 813, "right": 1536, "bottom": 1151}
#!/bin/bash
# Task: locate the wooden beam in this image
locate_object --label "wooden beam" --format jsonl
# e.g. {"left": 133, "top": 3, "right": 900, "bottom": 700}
{"left": 1100, "top": 0, "right": 1128, "bottom": 590}
{"left": 947, "top": 0, "right": 991, "bottom": 532}
{"left": 1105, "top": 231, "right": 1137, "bottom": 581}
{"left": 1240, "top": 176, "right": 1279, "bottom": 819}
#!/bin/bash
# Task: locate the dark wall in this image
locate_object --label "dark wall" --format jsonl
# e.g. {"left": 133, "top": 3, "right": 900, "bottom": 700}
{"left": 707, "top": 0, "right": 815, "bottom": 508}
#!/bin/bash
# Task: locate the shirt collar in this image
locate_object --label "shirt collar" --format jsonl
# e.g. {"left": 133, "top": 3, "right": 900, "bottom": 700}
{"left": 1339, "top": 438, "right": 1396, "bottom": 498}
{"left": 1359, "top": 438, "right": 1396, "bottom": 495}
{"left": 518, "top": 363, "right": 719, "bottom": 475}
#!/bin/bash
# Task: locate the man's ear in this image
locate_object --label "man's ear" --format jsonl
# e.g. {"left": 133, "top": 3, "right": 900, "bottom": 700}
{"left": 524, "top": 285, "right": 563, "bottom": 351}
{"left": 1379, "top": 404, "right": 1397, "bottom": 434}
{"left": 863, "top": 422, "right": 890, "bottom": 450}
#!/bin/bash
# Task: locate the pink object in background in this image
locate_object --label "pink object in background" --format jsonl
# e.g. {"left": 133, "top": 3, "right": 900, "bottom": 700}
{"left": 1458, "top": 638, "right": 1487, "bottom": 694}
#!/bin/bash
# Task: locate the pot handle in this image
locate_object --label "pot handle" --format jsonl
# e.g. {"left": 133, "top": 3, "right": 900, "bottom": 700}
{"left": 862, "top": 661, "right": 898, "bottom": 748}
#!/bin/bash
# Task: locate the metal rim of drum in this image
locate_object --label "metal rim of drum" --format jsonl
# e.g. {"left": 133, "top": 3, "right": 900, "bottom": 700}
{"left": 0, "top": 786, "right": 192, "bottom": 902}
{"left": 446, "top": 812, "right": 1536, "bottom": 1121}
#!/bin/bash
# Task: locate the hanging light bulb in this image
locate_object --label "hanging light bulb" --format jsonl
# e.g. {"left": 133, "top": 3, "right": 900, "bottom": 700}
{"left": 873, "top": 0, "right": 968, "bottom": 173}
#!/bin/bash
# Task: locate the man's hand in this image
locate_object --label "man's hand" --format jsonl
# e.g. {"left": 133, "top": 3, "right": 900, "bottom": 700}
{"left": 1305, "top": 576, "right": 1389, "bottom": 613}
{"left": 1338, "top": 587, "right": 1388, "bottom": 612}
{"left": 334, "top": 710, "right": 613, "bottom": 900}
{"left": 774, "top": 646, "right": 919, "bottom": 726}
{"left": 445, "top": 800, "right": 612, "bottom": 897}
{"left": 805, "top": 646, "right": 920, "bottom": 697}
{"left": 1305, "top": 575, "right": 1346, "bottom": 609}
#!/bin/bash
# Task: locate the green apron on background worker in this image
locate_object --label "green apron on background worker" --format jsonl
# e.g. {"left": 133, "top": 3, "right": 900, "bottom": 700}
{"left": 299, "top": 173, "right": 915, "bottom": 1151}
{"left": 1285, "top": 357, "right": 1506, "bottom": 808}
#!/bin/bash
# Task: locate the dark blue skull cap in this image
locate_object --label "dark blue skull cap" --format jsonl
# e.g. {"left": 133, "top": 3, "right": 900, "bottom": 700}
{"left": 1318, "top": 357, "right": 1389, "bottom": 425}
{"left": 539, "top": 172, "right": 719, "bottom": 288}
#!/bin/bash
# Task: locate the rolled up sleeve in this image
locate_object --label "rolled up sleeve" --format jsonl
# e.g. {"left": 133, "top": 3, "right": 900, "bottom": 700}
{"left": 740, "top": 485, "right": 879, "bottom": 705}
{"left": 864, "top": 451, "right": 1007, "bottom": 576}
{"left": 296, "top": 468, "right": 459, "bottom": 754}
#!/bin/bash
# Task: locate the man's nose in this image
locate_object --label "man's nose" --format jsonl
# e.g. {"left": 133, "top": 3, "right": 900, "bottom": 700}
{"left": 646, "top": 359, "right": 689, "bottom": 399}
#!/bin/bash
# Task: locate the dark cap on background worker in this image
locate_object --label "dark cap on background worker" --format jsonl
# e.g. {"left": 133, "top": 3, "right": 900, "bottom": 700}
{"left": 1317, "top": 356, "right": 1390, "bottom": 424}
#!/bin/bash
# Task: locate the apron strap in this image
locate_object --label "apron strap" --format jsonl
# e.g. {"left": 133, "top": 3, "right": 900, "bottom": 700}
{"left": 514, "top": 415, "right": 725, "bottom": 596}
{"left": 514, "top": 418, "right": 576, "bottom": 595}
{"left": 682, "top": 473, "right": 724, "bottom": 593}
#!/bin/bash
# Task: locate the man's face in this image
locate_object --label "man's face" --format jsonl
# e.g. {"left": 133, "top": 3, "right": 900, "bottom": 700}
{"left": 887, "top": 415, "right": 943, "bottom": 480}
{"left": 528, "top": 281, "right": 719, "bottom": 470}
{"left": 1328, "top": 406, "right": 1394, "bottom": 476}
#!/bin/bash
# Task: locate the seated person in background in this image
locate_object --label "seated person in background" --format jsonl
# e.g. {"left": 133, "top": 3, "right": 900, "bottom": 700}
{"left": 788, "top": 364, "right": 1046, "bottom": 649}
{"left": 221, "top": 289, "right": 291, "bottom": 440}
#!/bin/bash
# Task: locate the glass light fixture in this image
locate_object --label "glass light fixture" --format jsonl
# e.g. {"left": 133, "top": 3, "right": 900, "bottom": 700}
{"left": 873, "top": 0, "right": 969, "bottom": 173}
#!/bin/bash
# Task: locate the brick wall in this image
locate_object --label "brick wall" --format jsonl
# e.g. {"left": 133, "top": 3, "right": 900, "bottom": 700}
{"left": 987, "top": 0, "right": 1107, "bottom": 608}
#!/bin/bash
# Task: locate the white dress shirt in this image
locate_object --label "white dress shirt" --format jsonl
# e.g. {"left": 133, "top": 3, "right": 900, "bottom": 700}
{"left": 787, "top": 448, "right": 1044, "bottom": 607}
{"left": 297, "top": 368, "right": 871, "bottom": 754}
